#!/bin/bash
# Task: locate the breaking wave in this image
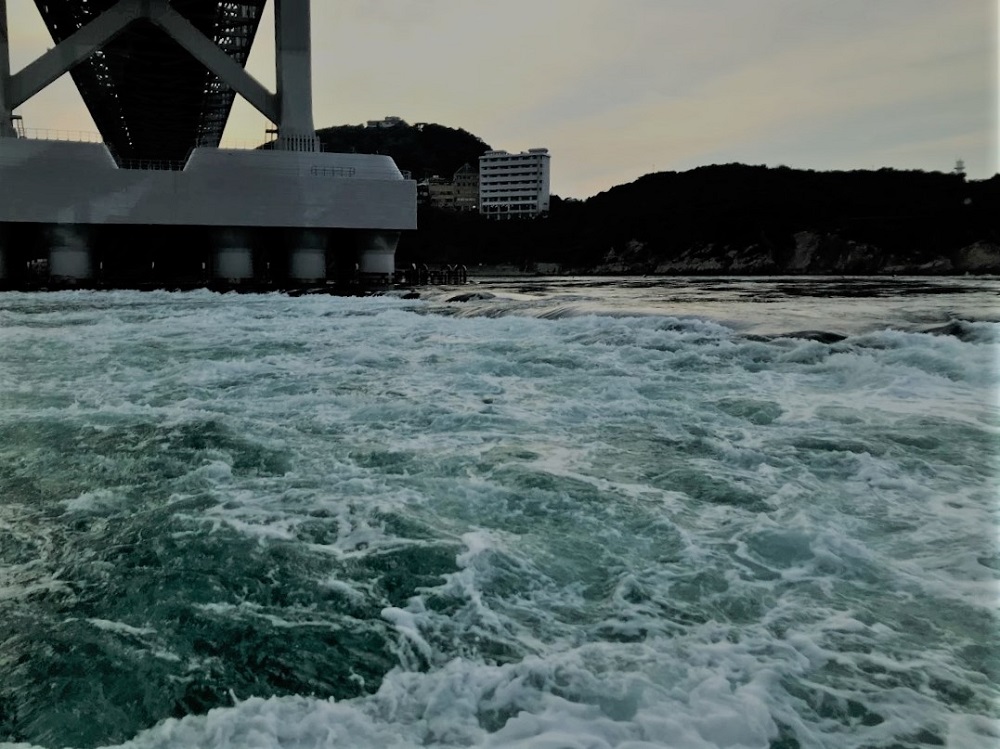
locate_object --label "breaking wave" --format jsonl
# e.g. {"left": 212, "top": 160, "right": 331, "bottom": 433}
{"left": 0, "top": 280, "right": 996, "bottom": 748}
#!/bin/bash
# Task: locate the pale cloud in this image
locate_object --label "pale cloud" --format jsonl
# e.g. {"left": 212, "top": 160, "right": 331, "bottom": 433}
{"left": 5, "top": 0, "right": 996, "bottom": 197}
{"left": 498, "top": 1, "right": 996, "bottom": 195}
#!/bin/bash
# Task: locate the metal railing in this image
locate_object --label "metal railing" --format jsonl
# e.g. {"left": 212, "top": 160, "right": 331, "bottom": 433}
{"left": 117, "top": 159, "right": 187, "bottom": 171}
{"left": 10, "top": 128, "right": 347, "bottom": 157}
{"left": 200, "top": 136, "right": 272, "bottom": 151}
{"left": 5, "top": 127, "right": 396, "bottom": 178}
{"left": 209, "top": 136, "right": 334, "bottom": 153}
{"left": 15, "top": 127, "right": 106, "bottom": 143}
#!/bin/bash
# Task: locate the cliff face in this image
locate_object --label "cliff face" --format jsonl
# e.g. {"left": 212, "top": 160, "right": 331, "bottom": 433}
{"left": 652, "top": 244, "right": 776, "bottom": 274}
{"left": 952, "top": 242, "right": 1000, "bottom": 273}
{"left": 582, "top": 235, "right": 1000, "bottom": 276}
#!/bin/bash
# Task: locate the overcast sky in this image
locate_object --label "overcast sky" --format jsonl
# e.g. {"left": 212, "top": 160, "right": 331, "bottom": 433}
{"left": 6, "top": 0, "right": 997, "bottom": 198}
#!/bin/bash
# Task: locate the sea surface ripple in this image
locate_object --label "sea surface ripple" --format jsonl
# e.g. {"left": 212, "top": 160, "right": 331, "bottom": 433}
{"left": 0, "top": 279, "right": 997, "bottom": 749}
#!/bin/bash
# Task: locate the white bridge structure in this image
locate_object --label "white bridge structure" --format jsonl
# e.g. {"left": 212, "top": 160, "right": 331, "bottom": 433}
{"left": 0, "top": 0, "right": 416, "bottom": 287}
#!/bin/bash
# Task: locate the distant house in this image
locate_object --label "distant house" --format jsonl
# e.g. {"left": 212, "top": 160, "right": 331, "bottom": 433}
{"left": 418, "top": 163, "right": 480, "bottom": 212}
{"left": 452, "top": 163, "right": 479, "bottom": 212}
{"left": 479, "top": 148, "right": 550, "bottom": 219}
{"left": 418, "top": 176, "right": 455, "bottom": 209}
{"left": 366, "top": 115, "right": 406, "bottom": 129}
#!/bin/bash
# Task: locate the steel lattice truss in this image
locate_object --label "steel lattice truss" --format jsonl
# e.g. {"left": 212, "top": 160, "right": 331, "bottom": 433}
{"left": 33, "top": 0, "right": 268, "bottom": 162}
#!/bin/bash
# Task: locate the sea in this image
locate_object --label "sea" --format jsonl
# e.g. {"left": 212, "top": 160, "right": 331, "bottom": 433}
{"left": 0, "top": 276, "right": 997, "bottom": 749}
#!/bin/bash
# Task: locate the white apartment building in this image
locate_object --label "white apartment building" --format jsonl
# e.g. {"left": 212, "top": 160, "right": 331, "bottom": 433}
{"left": 478, "top": 148, "right": 551, "bottom": 219}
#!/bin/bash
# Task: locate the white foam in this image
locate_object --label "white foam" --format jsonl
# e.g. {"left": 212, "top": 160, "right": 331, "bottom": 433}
{"left": 67, "top": 634, "right": 791, "bottom": 749}
{"left": 84, "top": 618, "right": 157, "bottom": 637}
{"left": 0, "top": 286, "right": 996, "bottom": 749}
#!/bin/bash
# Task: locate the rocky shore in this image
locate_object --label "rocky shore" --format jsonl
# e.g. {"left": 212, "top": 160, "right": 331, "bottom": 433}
{"left": 585, "top": 236, "right": 1000, "bottom": 276}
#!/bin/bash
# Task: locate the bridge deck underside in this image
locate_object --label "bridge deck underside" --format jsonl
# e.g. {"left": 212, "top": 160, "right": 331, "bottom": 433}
{"left": 32, "top": 0, "right": 267, "bottom": 162}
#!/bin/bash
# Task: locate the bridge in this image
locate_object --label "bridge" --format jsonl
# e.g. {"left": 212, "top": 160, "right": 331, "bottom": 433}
{"left": 0, "top": 0, "right": 416, "bottom": 288}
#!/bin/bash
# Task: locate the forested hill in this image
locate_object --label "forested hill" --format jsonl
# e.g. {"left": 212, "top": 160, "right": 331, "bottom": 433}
{"left": 401, "top": 163, "right": 1000, "bottom": 274}
{"left": 555, "top": 164, "right": 1000, "bottom": 271}
{"left": 312, "top": 120, "right": 999, "bottom": 273}
{"left": 315, "top": 122, "right": 491, "bottom": 180}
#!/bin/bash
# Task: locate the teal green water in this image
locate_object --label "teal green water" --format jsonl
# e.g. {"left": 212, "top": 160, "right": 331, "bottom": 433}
{"left": 0, "top": 284, "right": 997, "bottom": 748}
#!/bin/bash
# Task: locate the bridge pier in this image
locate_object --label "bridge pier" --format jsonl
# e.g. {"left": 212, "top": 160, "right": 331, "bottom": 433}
{"left": 357, "top": 231, "right": 399, "bottom": 277}
{"left": 0, "top": 225, "right": 7, "bottom": 282}
{"left": 0, "top": 2, "right": 417, "bottom": 291}
{"left": 48, "top": 227, "right": 93, "bottom": 282}
{"left": 213, "top": 229, "right": 254, "bottom": 282}
{"left": 288, "top": 230, "right": 326, "bottom": 282}
{"left": 274, "top": 0, "right": 318, "bottom": 152}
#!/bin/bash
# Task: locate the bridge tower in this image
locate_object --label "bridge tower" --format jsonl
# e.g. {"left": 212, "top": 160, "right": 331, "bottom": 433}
{"left": 0, "top": 1, "right": 13, "bottom": 139}
{"left": 0, "top": 0, "right": 415, "bottom": 288}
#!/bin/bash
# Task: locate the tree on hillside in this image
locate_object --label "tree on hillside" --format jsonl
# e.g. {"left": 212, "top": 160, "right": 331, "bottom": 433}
{"left": 315, "top": 121, "right": 491, "bottom": 180}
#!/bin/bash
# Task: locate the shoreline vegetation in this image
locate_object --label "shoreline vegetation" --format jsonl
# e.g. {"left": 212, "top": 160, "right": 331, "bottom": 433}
{"left": 316, "top": 121, "right": 1000, "bottom": 276}
{"left": 398, "top": 166, "right": 1000, "bottom": 276}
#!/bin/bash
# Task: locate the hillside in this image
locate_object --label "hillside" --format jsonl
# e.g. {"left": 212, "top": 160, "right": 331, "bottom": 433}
{"left": 400, "top": 163, "right": 1000, "bottom": 274}
{"left": 314, "top": 120, "right": 1000, "bottom": 274}
{"left": 546, "top": 164, "right": 1000, "bottom": 274}
{"left": 316, "top": 121, "right": 491, "bottom": 180}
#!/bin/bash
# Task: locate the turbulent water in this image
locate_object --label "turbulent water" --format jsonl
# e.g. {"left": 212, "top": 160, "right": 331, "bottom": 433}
{"left": 0, "top": 277, "right": 997, "bottom": 749}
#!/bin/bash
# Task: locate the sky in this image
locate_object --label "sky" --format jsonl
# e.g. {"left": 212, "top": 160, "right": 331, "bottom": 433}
{"left": 5, "top": 0, "right": 998, "bottom": 198}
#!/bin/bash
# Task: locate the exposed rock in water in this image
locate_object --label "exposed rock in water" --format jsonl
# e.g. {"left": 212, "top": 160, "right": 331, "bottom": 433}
{"left": 446, "top": 291, "right": 496, "bottom": 302}
{"left": 922, "top": 320, "right": 978, "bottom": 341}
{"left": 771, "top": 331, "right": 847, "bottom": 344}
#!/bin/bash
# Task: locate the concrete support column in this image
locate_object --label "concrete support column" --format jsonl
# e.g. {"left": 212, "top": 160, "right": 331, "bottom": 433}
{"left": 274, "top": 0, "right": 318, "bottom": 152}
{"left": 0, "top": 0, "right": 15, "bottom": 138}
{"left": 357, "top": 231, "right": 399, "bottom": 276}
{"left": 213, "top": 229, "right": 254, "bottom": 282}
{"left": 48, "top": 226, "right": 93, "bottom": 281}
{"left": 0, "top": 225, "right": 7, "bottom": 281}
{"left": 288, "top": 230, "right": 326, "bottom": 282}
